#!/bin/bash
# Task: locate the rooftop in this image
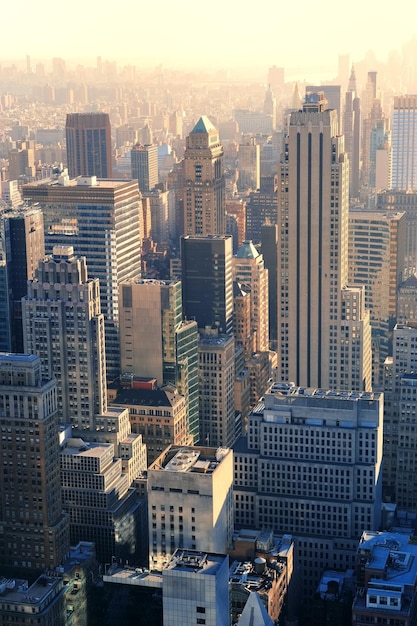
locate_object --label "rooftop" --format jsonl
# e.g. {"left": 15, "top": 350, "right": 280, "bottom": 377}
{"left": 164, "top": 549, "right": 227, "bottom": 577}
{"left": 149, "top": 445, "right": 230, "bottom": 474}
{"left": 266, "top": 381, "right": 381, "bottom": 402}
{"left": 191, "top": 116, "right": 217, "bottom": 134}
{"left": 112, "top": 386, "right": 183, "bottom": 409}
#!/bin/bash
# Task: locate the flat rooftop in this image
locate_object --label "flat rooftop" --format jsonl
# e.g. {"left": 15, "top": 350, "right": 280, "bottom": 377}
{"left": 149, "top": 445, "right": 230, "bottom": 474}
{"left": 267, "top": 381, "right": 382, "bottom": 402}
{"left": 164, "top": 549, "right": 227, "bottom": 576}
{"left": 0, "top": 575, "right": 62, "bottom": 606}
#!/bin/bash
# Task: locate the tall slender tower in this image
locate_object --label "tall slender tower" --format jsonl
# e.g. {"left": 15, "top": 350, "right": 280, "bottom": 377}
{"left": 1, "top": 207, "right": 45, "bottom": 353}
{"left": 183, "top": 116, "right": 225, "bottom": 236}
{"left": 131, "top": 143, "right": 158, "bottom": 192}
{"left": 66, "top": 112, "right": 113, "bottom": 178}
{"left": 392, "top": 95, "right": 417, "bottom": 191}
{"left": 277, "top": 93, "right": 371, "bottom": 390}
{"left": 343, "top": 66, "right": 361, "bottom": 198}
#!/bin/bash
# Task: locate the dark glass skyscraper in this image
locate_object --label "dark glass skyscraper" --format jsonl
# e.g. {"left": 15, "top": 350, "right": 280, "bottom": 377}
{"left": 66, "top": 112, "right": 113, "bottom": 178}
{"left": 181, "top": 235, "right": 233, "bottom": 336}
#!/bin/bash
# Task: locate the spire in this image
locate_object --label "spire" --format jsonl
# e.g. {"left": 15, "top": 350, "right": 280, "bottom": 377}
{"left": 348, "top": 65, "right": 357, "bottom": 95}
{"left": 238, "top": 592, "right": 274, "bottom": 626}
{"left": 290, "top": 82, "right": 303, "bottom": 111}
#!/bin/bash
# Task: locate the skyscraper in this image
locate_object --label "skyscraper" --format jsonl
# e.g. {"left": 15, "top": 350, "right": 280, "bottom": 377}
{"left": 343, "top": 66, "right": 361, "bottom": 198}
{"left": 66, "top": 112, "right": 113, "bottom": 178}
{"left": 23, "top": 175, "right": 142, "bottom": 380}
{"left": 118, "top": 279, "right": 199, "bottom": 441}
{"left": 0, "top": 353, "right": 70, "bottom": 569}
{"left": 131, "top": 143, "right": 158, "bottom": 192}
{"left": 237, "top": 138, "right": 260, "bottom": 192}
{"left": 391, "top": 95, "right": 417, "bottom": 191}
{"left": 0, "top": 206, "right": 45, "bottom": 353}
{"left": 198, "top": 333, "right": 236, "bottom": 447}
{"left": 277, "top": 93, "right": 371, "bottom": 390}
{"left": 183, "top": 116, "right": 225, "bottom": 236}
{"left": 181, "top": 235, "right": 233, "bottom": 336}
{"left": 23, "top": 245, "right": 107, "bottom": 428}
{"left": 234, "top": 381, "right": 383, "bottom": 596}
{"left": 147, "top": 445, "right": 233, "bottom": 571}
{"left": 232, "top": 240, "right": 269, "bottom": 353}
{"left": 348, "top": 208, "right": 406, "bottom": 386}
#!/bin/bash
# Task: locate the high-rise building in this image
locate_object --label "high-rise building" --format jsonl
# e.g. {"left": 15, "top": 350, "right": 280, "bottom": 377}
{"left": 377, "top": 190, "right": 417, "bottom": 278}
{"left": 392, "top": 95, "right": 417, "bottom": 191}
{"left": 61, "top": 436, "right": 146, "bottom": 564}
{"left": 305, "top": 85, "right": 342, "bottom": 132}
{"left": 147, "top": 445, "right": 233, "bottom": 571}
{"left": 233, "top": 240, "right": 269, "bottom": 353}
{"left": 163, "top": 549, "right": 230, "bottom": 626}
{"left": 0, "top": 206, "right": 45, "bottom": 353}
{"left": 0, "top": 353, "right": 70, "bottom": 569}
{"left": 198, "top": 333, "right": 236, "bottom": 447}
{"left": 237, "top": 138, "right": 260, "bottom": 192}
{"left": 384, "top": 323, "right": 417, "bottom": 507}
{"left": 343, "top": 66, "right": 361, "bottom": 198}
{"left": 277, "top": 93, "right": 372, "bottom": 390}
{"left": 23, "top": 245, "right": 107, "bottom": 427}
{"left": 183, "top": 116, "right": 225, "bottom": 236}
{"left": 348, "top": 208, "right": 406, "bottom": 386}
{"left": 245, "top": 176, "right": 277, "bottom": 244}
{"left": 234, "top": 381, "right": 383, "bottom": 596}
{"left": 23, "top": 175, "right": 142, "bottom": 380}
{"left": 118, "top": 279, "right": 199, "bottom": 441}
{"left": 111, "top": 384, "right": 192, "bottom": 465}
{"left": 261, "top": 223, "right": 279, "bottom": 344}
{"left": 397, "top": 275, "right": 417, "bottom": 324}
{"left": 181, "top": 235, "right": 234, "bottom": 336}
{"left": 131, "top": 143, "right": 158, "bottom": 192}
{"left": 65, "top": 112, "right": 113, "bottom": 178}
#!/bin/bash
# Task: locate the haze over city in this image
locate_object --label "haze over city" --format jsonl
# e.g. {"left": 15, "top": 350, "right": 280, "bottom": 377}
{"left": 4, "top": 2, "right": 417, "bottom": 624}
{"left": 2, "top": 0, "right": 417, "bottom": 78}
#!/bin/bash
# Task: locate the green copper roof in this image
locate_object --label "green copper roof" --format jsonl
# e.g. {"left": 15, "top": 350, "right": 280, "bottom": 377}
{"left": 192, "top": 115, "right": 217, "bottom": 133}
{"left": 235, "top": 240, "right": 259, "bottom": 259}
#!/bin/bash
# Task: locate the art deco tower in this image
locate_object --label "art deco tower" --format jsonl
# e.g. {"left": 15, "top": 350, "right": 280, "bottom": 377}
{"left": 23, "top": 245, "right": 107, "bottom": 428}
{"left": 66, "top": 112, "right": 113, "bottom": 178}
{"left": 277, "top": 93, "right": 371, "bottom": 390}
{"left": 183, "top": 116, "right": 225, "bottom": 236}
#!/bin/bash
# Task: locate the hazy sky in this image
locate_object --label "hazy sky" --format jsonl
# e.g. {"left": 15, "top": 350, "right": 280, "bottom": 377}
{"left": 4, "top": 0, "right": 417, "bottom": 76}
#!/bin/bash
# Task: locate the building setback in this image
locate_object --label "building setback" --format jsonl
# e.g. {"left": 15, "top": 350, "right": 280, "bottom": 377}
{"left": 234, "top": 382, "right": 383, "bottom": 597}
{"left": 23, "top": 175, "right": 142, "bottom": 380}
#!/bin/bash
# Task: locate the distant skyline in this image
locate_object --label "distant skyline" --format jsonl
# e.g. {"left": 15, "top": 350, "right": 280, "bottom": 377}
{"left": 2, "top": 0, "right": 417, "bottom": 79}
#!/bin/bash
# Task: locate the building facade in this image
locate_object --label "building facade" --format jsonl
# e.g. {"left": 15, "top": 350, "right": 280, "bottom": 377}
{"left": 0, "top": 353, "right": 70, "bottom": 569}
{"left": 118, "top": 279, "right": 199, "bottom": 442}
{"left": 131, "top": 143, "right": 158, "bottom": 192}
{"left": 234, "top": 382, "right": 383, "bottom": 596}
{"left": 391, "top": 95, "right": 417, "bottom": 191}
{"left": 23, "top": 175, "right": 142, "bottom": 380}
{"left": 181, "top": 235, "right": 234, "bottom": 336}
{"left": 23, "top": 245, "right": 107, "bottom": 428}
{"left": 198, "top": 334, "right": 236, "bottom": 448}
{"left": 65, "top": 112, "right": 113, "bottom": 178}
{"left": 277, "top": 93, "right": 371, "bottom": 390}
{"left": 147, "top": 445, "right": 234, "bottom": 571}
{"left": 183, "top": 116, "right": 225, "bottom": 236}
